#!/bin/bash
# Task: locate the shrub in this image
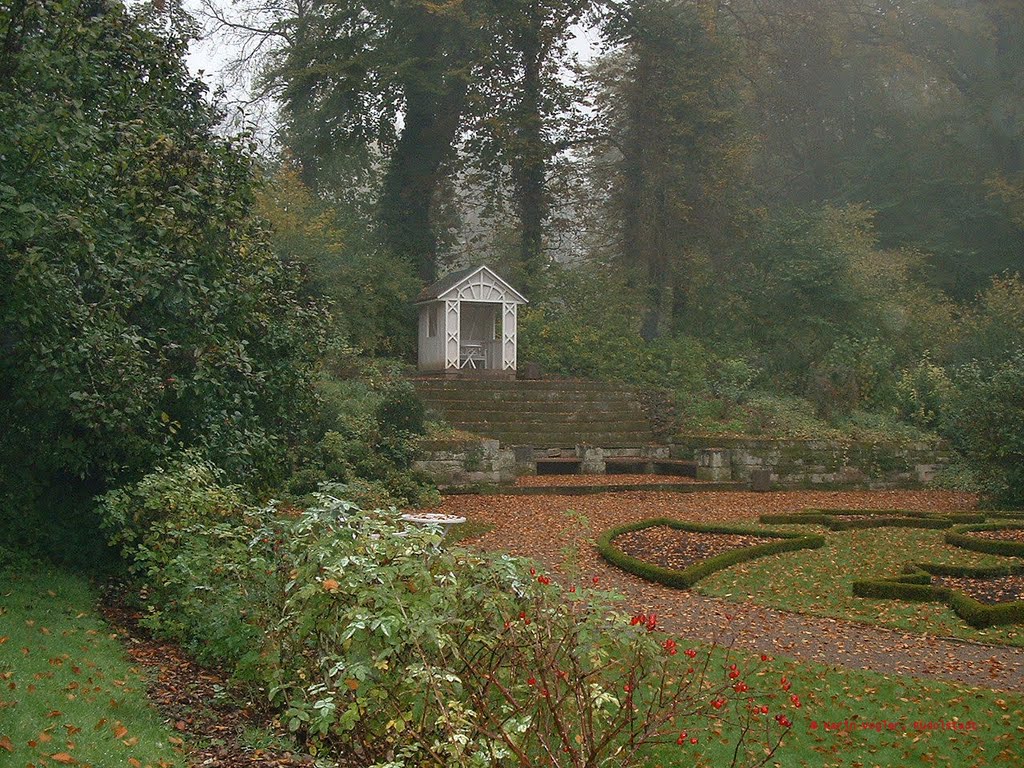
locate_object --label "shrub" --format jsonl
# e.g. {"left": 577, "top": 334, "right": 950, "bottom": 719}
{"left": 0, "top": 0, "right": 325, "bottom": 561}
{"left": 98, "top": 456, "right": 273, "bottom": 673}
{"left": 945, "top": 350, "right": 1024, "bottom": 506}
{"left": 97, "top": 451, "right": 245, "bottom": 556}
{"left": 116, "top": 487, "right": 797, "bottom": 765}
{"left": 266, "top": 495, "right": 794, "bottom": 766}
{"left": 893, "top": 356, "right": 954, "bottom": 430}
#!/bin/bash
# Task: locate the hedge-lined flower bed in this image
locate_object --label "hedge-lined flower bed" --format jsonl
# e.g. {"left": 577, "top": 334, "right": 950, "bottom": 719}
{"left": 597, "top": 519, "right": 825, "bottom": 589}
{"left": 852, "top": 561, "right": 1024, "bottom": 628}
{"left": 945, "top": 523, "right": 1024, "bottom": 558}
{"left": 758, "top": 509, "right": 986, "bottom": 531}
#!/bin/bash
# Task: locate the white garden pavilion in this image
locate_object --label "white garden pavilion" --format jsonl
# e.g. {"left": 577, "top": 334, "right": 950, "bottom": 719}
{"left": 415, "top": 265, "right": 528, "bottom": 375}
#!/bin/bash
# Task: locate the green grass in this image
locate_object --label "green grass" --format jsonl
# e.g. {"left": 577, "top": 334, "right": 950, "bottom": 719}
{"left": 643, "top": 649, "right": 1024, "bottom": 767}
{"left": 0, "top": 565, "right": 185, "bottom": 767}
{"left": 695, "top": 525, "right": 1024, "bottom": 647}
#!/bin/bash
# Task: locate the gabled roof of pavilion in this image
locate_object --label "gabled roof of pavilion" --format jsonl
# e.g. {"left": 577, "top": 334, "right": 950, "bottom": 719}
{"left": 415, "top": 265, "right": 528, "bottom": 305}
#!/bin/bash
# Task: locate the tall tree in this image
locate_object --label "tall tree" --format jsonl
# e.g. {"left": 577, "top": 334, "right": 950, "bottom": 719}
{"left": 467, "top": 0, "right": 592, "bottom": 288}
{"left": 0, "top": 0, "right": 324, "bottom": 561}
{"left": 253, "top": 0, "right": 483, "bottom": 282}
{"left": 596, "top": 0, "right": 746, "bottom": 338}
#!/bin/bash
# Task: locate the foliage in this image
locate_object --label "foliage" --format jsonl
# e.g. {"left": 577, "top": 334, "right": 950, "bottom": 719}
{"left": 945, "top": 350, "right": 1024, "bottom": 506}
{"left": 596, "top": 0, "right": 747, "bottom": 338}
{"left": 255, "top": 162, "right": 420, "bottom": 357}
{"left": 0, "top": 0, "right": 324, "bottom": 563}
{"left": 112, "top": 489, "right": 794, "bottom": 765}
{"left": 951, "top": 273, "right": 1024, "bottom": 369}
{"left": 97, "top": 450, "right": 244, "bottom": 555}
{"left": 518, "top": 264, "right": 710, "bottom": 393}
{"left": 268, "top": 496, "right": 794, "bottom": 766}
{"left": 96, "top": 454, "right": 271, "bottom": 671}
{"left": 287, "top": 373, "right": 436, "bottom": 508}
{"left": 893, "top": 356, "right": 955, "bottom": 431}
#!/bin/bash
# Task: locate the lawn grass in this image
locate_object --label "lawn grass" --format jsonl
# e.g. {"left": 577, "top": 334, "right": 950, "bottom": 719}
{"left": 0, "top": 564, "right": 185, "bottom": 767}
{"left": 695, "top": 525, "right": 1024, "bottom": 647}
{"left": 644, "top": 648, "right": 1024, "bottom": 768}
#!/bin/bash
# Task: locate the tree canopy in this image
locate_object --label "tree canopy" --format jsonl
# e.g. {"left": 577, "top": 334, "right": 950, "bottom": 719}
{"left": 0, "top": 0, "right": 325, "bottom": 562}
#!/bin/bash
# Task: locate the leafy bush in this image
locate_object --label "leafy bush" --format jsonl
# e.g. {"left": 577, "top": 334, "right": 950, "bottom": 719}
{"left": 375, "top": 380, "right": 427, "bottom": 436}
{"left": 0, "top": 0, "right": 325, "bottom": 561}
{"left": 97, "top": 456, "right": 272, "bottom": 673}
{"left": 945, "top": 351, "right": 1024, "bottom": 506}
{"left": 265, "top": 495, "right": 794, "bottom": 766}
{"left": 98, "top": 451, "right": 244, "bottom": 555}
{"left": 115, "top": 488, "right": 796, "bottom": 766}
{"left": 286, "top": 373, "right": 436, "bottom": 507}
{"left": 810, "top": 337, "right": 897, "bottom": 417}
{"left": 133, "top": 516, "right": 276, "bottom": 675}
{"left": 893, "top": 356, "right": 954, "bottom": 430}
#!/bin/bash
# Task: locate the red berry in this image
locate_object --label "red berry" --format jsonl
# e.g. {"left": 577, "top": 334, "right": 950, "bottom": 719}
{"left": 528, "top": 677, "right": 536, "bottom": 686}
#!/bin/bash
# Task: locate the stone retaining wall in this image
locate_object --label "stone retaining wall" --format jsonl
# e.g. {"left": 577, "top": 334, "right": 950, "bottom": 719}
{"left": 414, "top": 440, "right": 672, "bottom": 487}
{"left": 413, "top": 438, "right": 516, "bottom": 486}
{"left": 671, "top": 436, "right": 950, "bottom": 488}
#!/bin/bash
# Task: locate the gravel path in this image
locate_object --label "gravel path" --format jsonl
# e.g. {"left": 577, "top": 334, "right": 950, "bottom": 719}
{"left": 437, "top": 488, "right": 1024, "bottom": 692}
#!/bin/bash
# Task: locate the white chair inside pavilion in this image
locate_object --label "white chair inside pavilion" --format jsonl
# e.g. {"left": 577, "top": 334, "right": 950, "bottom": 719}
{"left": 458, "top": 303, "right": 499, "bottom": 369}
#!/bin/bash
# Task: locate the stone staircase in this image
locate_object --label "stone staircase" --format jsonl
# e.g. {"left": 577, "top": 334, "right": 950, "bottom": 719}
{"left": 413, "top": 378, "right": 658, "bottom": 448}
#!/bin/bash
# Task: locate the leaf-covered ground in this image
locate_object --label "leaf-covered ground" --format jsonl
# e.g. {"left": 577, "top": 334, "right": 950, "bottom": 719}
{"left": 433, "top": 489, "right": 1024, "bottom": 690}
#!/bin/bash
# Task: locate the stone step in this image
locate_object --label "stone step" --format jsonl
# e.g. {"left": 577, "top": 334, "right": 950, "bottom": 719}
{"left": 418, "top": 391, "right": 645, "bottom": 405}
{"left": 447, "top": 416, "right": 651, "bottom": 428}
{"left": 414, "top": 379, "right": 634, "bottom": 391}
{"left": 422, "top": 400, "right": 645, "bottom": 413}
{"left": 413, "top": 377, "right": 659, "bottom": 448}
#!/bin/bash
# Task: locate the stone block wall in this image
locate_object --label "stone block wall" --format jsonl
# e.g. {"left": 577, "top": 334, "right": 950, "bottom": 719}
{"left": 413, "top": 438, "right": 516, "bottom": 486}
{"left": 672, "top": 436, "right": 950, "bottom": 489}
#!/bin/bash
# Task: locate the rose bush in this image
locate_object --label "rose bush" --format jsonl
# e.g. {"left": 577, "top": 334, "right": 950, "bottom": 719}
{"left": 109, "top": 479, "right": 795, "bottom": 766}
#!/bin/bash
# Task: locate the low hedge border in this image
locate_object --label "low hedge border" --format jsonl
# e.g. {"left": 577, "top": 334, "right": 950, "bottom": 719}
{"left": 945, "top": 523, "right": 1024, "bottom": 558}
{"left": 596, "top": 518, "right": 825, "bottom": 590}
{"left": 987, "top": 511, "right": 1024, "bottom": 521}
{"left": 852, "top": 561, "right": 1024, "bottom": 628}
{"left": 759, "top": 509, "right": 987, "bottom": 531}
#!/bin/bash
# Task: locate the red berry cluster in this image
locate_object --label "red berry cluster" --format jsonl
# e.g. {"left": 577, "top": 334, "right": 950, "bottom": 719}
{"left": 629, "top": 612, "right": 658, "bottom": 631}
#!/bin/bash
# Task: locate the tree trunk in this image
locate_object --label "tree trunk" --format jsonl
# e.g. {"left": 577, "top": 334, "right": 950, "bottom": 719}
{"left": 511, "top": 21, "right": 548, "bottom": 290}
{"left": 379, "top": 10, "right": 468, "bottom": 284}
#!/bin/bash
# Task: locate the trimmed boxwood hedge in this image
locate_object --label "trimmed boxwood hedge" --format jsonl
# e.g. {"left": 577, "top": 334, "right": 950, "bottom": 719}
{"left": 596, "top": 518, "right": 825, "bottom": 590}
{"left": 759, "top": 509, "right": 987, "bottom": 531}
{"left": 945, "top": 523, "right": 1024, "bottom": 557}
{"left": 852, "top": 561, "right": 1024, "bottom": 628}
